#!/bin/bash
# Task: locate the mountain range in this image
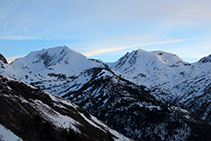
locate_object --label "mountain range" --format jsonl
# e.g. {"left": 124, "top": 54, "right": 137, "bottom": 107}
{"left": 0, "top": 46, "right": 210, "bottom": 140}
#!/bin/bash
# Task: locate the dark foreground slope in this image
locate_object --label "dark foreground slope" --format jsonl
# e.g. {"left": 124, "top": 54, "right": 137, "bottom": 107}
{"left": 63, "top": 67, "right": 211, "bottom": 141}
{"left": 0, "top": 74, "right": 130, "bottom": 141}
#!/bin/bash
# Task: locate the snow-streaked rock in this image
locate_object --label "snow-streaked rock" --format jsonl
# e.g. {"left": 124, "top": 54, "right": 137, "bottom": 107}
{"left": 61, "top": 67, "right": 210, "bottom": 140}
{"left": 0, "top": 74, "right": 131, "bottom": 141}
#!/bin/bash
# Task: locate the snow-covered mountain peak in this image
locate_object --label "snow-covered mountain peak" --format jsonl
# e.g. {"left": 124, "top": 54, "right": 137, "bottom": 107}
{"left": 4, "top": 46, "right": 104, "bottom": 82}
{"left": 109, "top": 49, "right": 200, "bottom": 93}
{"left": 23, "top": 46, "right": 86, "bottom": 67}
{"left": 110, "top": 49, "right": 186, "bottom": 72}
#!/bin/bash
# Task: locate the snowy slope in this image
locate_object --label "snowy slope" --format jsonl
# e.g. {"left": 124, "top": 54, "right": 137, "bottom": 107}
{"left": 0, "top": 74, "right": 130, "bottom": 141}
{"left": 0, "top": 124, "right": 22, "bottom": 141}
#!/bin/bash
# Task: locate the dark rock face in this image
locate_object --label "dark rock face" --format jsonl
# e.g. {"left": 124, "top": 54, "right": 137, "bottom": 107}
{"left": 0, "top": 74, "right": 124, "bottom": 141}
{"left": 62, "top": 68, "right": 211, "bottom": 140}
{"left": 0, "top": 54, "right": 8, "bottom": 64}
{"left": 199, "top": 54, "right": 211, "bottom": 63}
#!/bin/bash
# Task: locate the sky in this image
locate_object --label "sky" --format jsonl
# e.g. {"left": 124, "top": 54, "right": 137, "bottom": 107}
{"left": 0, "top": 0, "right": 211, "bottom": 63}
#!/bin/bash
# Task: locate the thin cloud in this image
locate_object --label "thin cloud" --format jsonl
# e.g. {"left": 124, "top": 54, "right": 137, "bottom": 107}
{"left": 0, "top": 36, "right": 38, "bottom": 40}
{"left": 84, "top": 39, "right": 192, "bottom": 56}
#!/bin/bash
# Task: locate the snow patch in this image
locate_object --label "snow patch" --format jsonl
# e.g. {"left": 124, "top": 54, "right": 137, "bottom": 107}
{"left": 33, "top": 100, "right": 81, "bottom": 133}
{"left": 0, "top": 124, "right": 22, "bottom": 141}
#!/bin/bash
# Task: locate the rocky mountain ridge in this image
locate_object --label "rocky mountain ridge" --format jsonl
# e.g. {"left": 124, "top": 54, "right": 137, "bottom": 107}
{"left": 0, "top": 46, "right": 210, "bottom": 140}
{"left": 0, "top": 74, "right": 130, "bottom": 141}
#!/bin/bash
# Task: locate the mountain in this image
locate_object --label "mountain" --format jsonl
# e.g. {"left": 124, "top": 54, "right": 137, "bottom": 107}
{"left": 60, "top": 67, "right": 211, "bottom": 140}
{"left": 28, "top": 65, "right": 211, "bottom": 140}
{"left": 0, "top": 47, "right": 210, "bottom": 140}
{"left": 109, "top": 49, "right": 199, "bottom": 92}
{"left": 3, "top": 46, "right": 105, "bottom": 83}
{"left": 0, "top": 74, "right": 130, "bottom": 141}
{"left": 108, "top": 49, "right": 194, "bottom": 100}
{"left": 109, "top": 49, "right": 211, "bottom": 124}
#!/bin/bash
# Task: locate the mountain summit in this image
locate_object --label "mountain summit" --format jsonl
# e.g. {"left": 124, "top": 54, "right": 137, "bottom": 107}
{"left": 109, "top": 49, "right": 193, "bottom": 91}
{"left": 3, "top": 46, "right": 104, "bottom": 82}
{"left": 11, "top": 46, "right": 101, "bottom": 73}
{"left": 109, "top": 49, "right": 185, "bottom": 73}
{"left": 23, "top": 46, "right": 88, "bottom": 67}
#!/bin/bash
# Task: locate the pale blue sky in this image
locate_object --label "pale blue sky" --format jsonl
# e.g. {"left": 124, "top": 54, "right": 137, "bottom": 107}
{"left": 0, "top": 0, "right": 211, "bottom": 63}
